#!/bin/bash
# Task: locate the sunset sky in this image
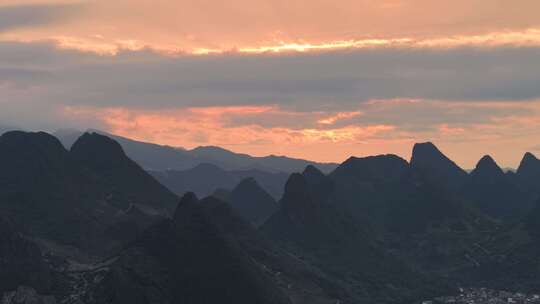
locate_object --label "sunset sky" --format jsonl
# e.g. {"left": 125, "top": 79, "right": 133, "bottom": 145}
{"left": 1, "top": 0, "right": 540, "bottom": 168}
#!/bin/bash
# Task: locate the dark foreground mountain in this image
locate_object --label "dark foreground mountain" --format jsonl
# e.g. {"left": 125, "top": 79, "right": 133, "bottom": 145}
{"left": 328, "top": 154, "right": 410, "bottom": 228}
{"left": 0, "top": 217, "right": 52, "bottom": 294}
{"left": 321, "top": 149, "right": 498, "bottom": 276}
{"left": 0, "top": 124, "right": 21, "bottom": 136}
{"left": 262, "top": 169, "right": 451, "bottom": 303}
{"left": 150, "top": 163, "right": 288, "bottom": 199}
{"left": 461, "top": 155, "right": 531, "bottom": 220}
{"left": 86, "top": 193, "right": 290, "bottom": 304}
{"left": 0, "top": 131, "right": 177, "bottom": 257}
{"left": 457, "top": 199, "right": 540, "bottom": 292}
{"left": 329, "top": 152, "right": 492, "bottom": 232}
{"left": 70, "top": 133, "right": 178, "bottom": 212}
{"left": 54, "top": 129, "right": 338, "bottom": 173}
{"left": 516, "top": 152, "right": 540, "bottom": 197}
{"left": 85, "top": 194, "right": 347, "bottom": 304}
{"left": 1, "top": 131, "right": 539, "bottom": 303}
{"left": 322, "top": 144, "right": 540, "bottom": 290}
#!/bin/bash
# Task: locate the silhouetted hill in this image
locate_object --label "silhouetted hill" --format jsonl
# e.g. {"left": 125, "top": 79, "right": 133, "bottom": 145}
{"left": 2, "top": 131, "right": 540, "bottom": 302}
{"left": 471, "top": 155, "right": 505, "bottom": 182}
{"left": 326, "top": 154, "right": 412, "bottom": 229}
{"left": 323, "top": 151, "right": 497, "bottom": 275}
{"left": 516, "top": 152, "right": 540, "bottom": 197}
{"left": 264, "top": 173, "right": 365, "bottom": 251}
{"left": 88, "top": 194, "right": 320, "bottom": 304}
{"left": 410, "top": 142, "right": 468, "bottom": 190}
{"left": 332, "top": 154, "right": 409, "bottom": 184}
{"left": 71, "top": 133, "right": 178, "bottom": 212}
{"left": 0, "top": 124, "right": 21, "bottom": 136}
{"left": 517, "top": 152, "right": 540, "bottom": 179}
{"left": 263, "top": 172, "right": 450, "bottom": 303}
{"left": 150, "top": 163, "right": 288, "bottom": 199}
{"left": 0, "top": 131, "right": 175, "bottom": 257}
{"left": 227, "top": 177, "right": 278, "bottom": 226}
{"left": 55, "top": 129, "right": 338, "bottom": 173}
{"left": 461, "top": 155, "right": 531, "bottom": 220}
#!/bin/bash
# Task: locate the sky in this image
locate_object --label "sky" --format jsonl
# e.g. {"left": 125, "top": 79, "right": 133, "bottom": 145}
{"left": 1, "top": 0, "right": 540, "bottom": 168}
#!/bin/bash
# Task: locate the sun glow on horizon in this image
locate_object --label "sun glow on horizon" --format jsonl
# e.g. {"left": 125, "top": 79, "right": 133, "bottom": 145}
{"left": 60, "top": 99, "right": 540, "bottom": 168}
{"left": 4, "top": 28, "right": 540, "bottom": 56}
{"left": 2, "top": 0, "right": 540, "bottom": 168}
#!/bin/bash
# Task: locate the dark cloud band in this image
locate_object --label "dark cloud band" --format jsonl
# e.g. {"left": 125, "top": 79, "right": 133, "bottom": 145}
{"left": 0, "top": 3, "right": 81, "bottom": 32}
{"left": 1, "top": 40, "right": 540, "bottom": 130}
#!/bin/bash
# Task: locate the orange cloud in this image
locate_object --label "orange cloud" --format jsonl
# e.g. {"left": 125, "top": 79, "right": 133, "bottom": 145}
{"left": 60, "top": 99, "right": 540, "bottom": 168}
{"left": 438, "top": 124, "right": 465, "bottom": 135}
{"left": 7, "top": 28, "right": 540, "bottom": 56}
{"left": 62, "top": 105, "right": 396, "bottom": 161}
{"left": 318, "top": 111, "right": 363, "bottom": 125}
{"left": 2, "top": 1, "right": 540, "bottom": 55}
{"left": 63, "top": 99, "right": 540, "bottom": 168}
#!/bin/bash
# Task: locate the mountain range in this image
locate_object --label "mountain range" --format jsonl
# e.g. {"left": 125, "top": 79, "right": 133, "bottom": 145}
{"left": 53, "top": 129, "right": 338, "bottom": 173}
{"left": 0, "top": 131, "right": 177, "bottom": 257}
{"left": 149, "top": 163, "right": 288, "bottom": 199}
{"left": 0, "top": 131, "right": 539, "bottom": 303}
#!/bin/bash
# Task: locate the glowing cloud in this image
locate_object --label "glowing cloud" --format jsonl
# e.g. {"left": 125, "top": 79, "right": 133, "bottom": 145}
{"left": 61, "top": 99, "right": 540, "bottom": 168}
{"left": 318, "top": 111, "right": 363, "bottom": 125}
{"left": 2, "top": 1, "right": 540, "bottom": 55}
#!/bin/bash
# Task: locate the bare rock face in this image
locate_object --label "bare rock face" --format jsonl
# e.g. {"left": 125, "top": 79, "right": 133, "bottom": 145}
{"left": 1, "top": 286, "right": 56, "bottom": 304}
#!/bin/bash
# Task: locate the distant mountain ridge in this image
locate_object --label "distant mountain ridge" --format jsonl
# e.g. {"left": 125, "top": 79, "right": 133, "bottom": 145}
{"left": 150, "top": 163, "right": 289, "bottom": 199}
{"left": 53, "top": 129, "right": 338, "bottom": 173}
{"left": 226, "top": 177, "right": 279, "bottom": 227}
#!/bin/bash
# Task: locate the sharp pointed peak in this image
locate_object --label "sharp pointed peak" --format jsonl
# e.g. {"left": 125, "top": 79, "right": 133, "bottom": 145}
{"left": 523, "top": 152, "right": 538, "bottom": 162}
{"left": 476, "top": 155, "right": 499, "bottom": 168}
{"left": 410, "top": 141, "right": 464, "bottom": 170}
{"left": 518, "top": 152, "right": 540, "bottom": 174}
{"left": 472, "top": 155, "right": 504, "bottom": 177}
